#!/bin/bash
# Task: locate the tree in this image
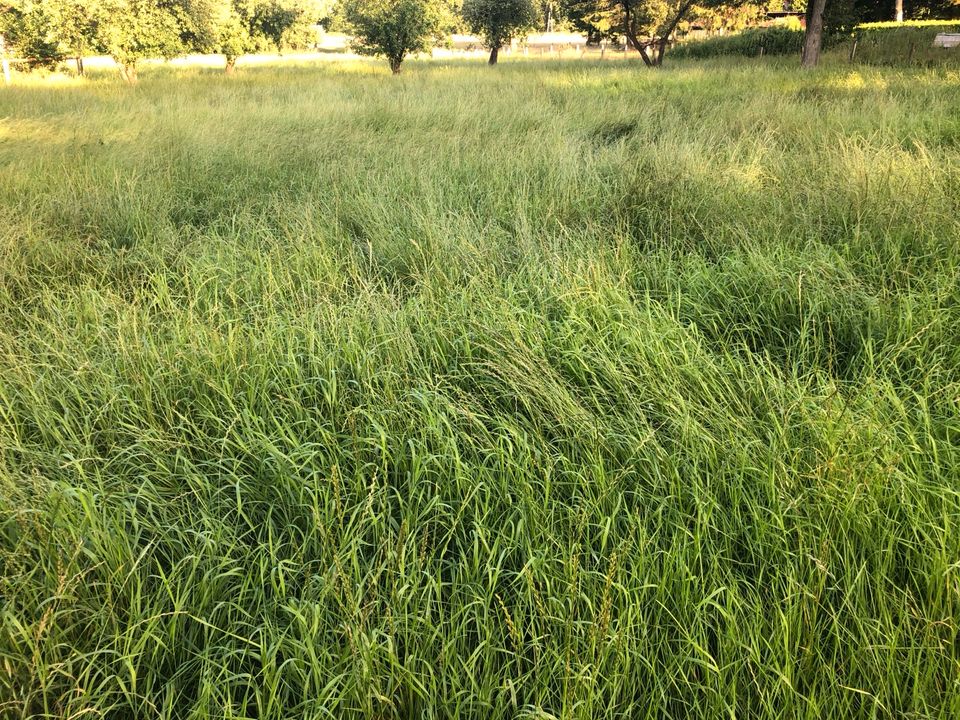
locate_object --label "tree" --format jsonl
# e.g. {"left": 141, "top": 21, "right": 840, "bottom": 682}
{"left": 563, "top": 0, "right": 755, "bottom": 66}
{"left": 1, "top": 32, "right": 9, "bottom": 83}
{"left": 686, "top": 2, "right": 767, "bottom": 34}
{"left": 540, "top": 0, "right": 560, "bottom": 29}
{"left": 621, "top": 0, "right": 702, "bottom": 66}
{"left": 218, "top": 8, "right": 252, "bottom": 72}
{"left": 800, "top": 0, "right": 826, "bottom": 67}
{"left": 184, "top": 0, "right": 316, "bottom": 74}
{"left": 249, "top": 0, "right": 309, "bottom": 51}
{"left": 561, "top": 0, "right": 620, "bottom": 43}
{"left": 343, "top": 0, "right": 445, "bottom": 74}
{"left": 2, "top": 1, "right": 65, "bottom": 69}
{"left": 0, "top": 2, "right": 22, "bottom": 82}
{"left": 0, "top": 1, "right": 102, "bottom": 75}
{"left": 275, "top": 0, "right": 335, "bottom": 50}
{"left": 178, "top": 0, "right": 249, "bottom": 73}
{"left": 462, "top": 0, "right": 536, "bottom": 64}
{"left": 52, "top": 0, "right": 102, "bottom": 75}
{"left": 97, "top": 0, "right": 184, "bottom": 82}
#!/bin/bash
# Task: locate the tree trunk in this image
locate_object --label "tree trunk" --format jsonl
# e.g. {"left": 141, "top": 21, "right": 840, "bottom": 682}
{"left": 75, "top": 56, "right": 84, "bottom": 76}
{"left": 389, "top": 57, "right": 402, "bottom": 75}
{"left": 225, "top": 56, "right": 236, "bottom": 75}
{"left": 654, "top": 39, "right": 667, "bottom": 66}
{"left": 895, "top": 0, "right": 903, "bottom": 22}
{"left": 621, "top": 0, "right": 693, "bottom": 68}
{"left": 654, "top": 0, "right": 694, "bottom": 65}
{"left": 801, "top": 0, "right": 827, "bottom": 68}
{"left": 488, "top": 45, "right": 500, "bottom": 65}
{"left": 622, "top": 3, "right": 652, "bottom": 65}
{"left": 121, "top": 62, "right": 138, "bottom": 83}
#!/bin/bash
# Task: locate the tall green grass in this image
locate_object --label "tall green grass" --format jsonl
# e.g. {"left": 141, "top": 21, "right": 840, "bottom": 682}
{"left": 1, "top": 58, "right": 959, "bottom": 719}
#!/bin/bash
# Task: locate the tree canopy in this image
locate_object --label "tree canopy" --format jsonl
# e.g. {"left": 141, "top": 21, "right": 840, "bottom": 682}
{"left": 1, "top": 1, "right": 67, "bottom": 68}
{"left": 96, "top": 0, "right": 184, "bottom": 81}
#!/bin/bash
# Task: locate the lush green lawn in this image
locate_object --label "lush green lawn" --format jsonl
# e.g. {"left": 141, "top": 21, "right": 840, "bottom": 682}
{"left": 1, "top": 57, "right": 959, "bottom": 719}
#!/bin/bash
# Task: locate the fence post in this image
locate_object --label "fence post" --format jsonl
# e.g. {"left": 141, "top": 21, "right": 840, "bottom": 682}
{"left": 849, "top": 39, "right": 858, "bottom": 62}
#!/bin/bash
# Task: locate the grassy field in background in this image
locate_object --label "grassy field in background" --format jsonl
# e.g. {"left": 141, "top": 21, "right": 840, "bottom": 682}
{"left": 1, "top": 57, "right": 959, "bottom": 719}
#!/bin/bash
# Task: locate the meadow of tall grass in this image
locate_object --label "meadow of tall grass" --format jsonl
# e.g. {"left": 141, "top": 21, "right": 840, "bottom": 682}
{"left": 1, "top": 57, "right": 959, "bottom": 719}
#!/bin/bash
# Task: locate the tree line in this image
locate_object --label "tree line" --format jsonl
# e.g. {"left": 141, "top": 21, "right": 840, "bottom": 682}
{"left": 1, "top": 0, "right": 957, "bottom": 80}
{"left": 0, "top": 1, "right": 334, "bottom": 80}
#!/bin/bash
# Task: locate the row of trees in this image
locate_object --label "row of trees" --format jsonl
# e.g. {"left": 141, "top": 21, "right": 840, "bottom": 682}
{"left": 345, "top": 0, "right": 796, "bottom": 70}
{"left": 306, "top": 0, "right": 958, "bottom": 71}
{"left": 2, "top": 0, "right": 957, "bottom": 79}
{"left": 0, "top": 0, "right": 332, "bottom": 79}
